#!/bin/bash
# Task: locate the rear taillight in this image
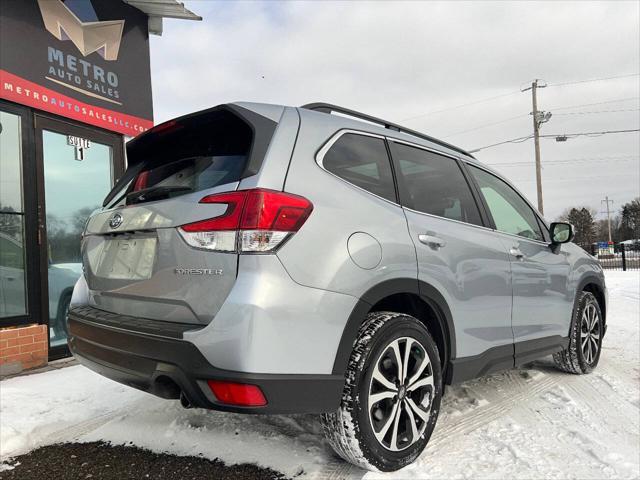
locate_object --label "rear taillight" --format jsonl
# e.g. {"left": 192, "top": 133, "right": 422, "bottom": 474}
{"left": 177, "top": 188, "right": 313, "bottom": 253}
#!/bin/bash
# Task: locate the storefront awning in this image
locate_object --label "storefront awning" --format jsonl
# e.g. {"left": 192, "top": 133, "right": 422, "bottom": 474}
{"left": 123, "top": 0, "right": 201, "bottom": 35}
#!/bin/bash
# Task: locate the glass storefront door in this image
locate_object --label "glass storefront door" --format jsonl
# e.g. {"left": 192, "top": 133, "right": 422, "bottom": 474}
{"left": 35, "top": 116, "right": 124, "bottom": 356}
{"left": 41, "top": 131, "right": 113, "bottom": 347}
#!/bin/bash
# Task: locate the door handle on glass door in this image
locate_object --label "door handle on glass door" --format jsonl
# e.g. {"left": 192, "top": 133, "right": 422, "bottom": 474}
{"left": 418, "top": 234, "right": 446, "bottom": 249}
{"left": 509, "top": 247, "right": 524, "bottom": 259}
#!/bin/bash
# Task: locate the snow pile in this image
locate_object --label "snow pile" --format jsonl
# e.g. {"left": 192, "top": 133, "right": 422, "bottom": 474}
{"left": 1, "top": 271, "right": 638, "bottom": 479}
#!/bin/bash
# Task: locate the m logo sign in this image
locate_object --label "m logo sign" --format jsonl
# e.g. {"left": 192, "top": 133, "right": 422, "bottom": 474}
{"left": 37, "top": 0, "right": 125, "bottom": 61}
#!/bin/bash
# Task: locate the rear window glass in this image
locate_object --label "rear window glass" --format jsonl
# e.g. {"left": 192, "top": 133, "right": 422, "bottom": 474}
{"left": 322, "top": 133, "right": 396, "bottom": 202}
{"left": 107, "top": 109, "right": 252, "bottom": 207}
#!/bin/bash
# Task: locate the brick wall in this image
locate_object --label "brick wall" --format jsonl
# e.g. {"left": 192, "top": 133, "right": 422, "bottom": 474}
{"left": 0, "top": 324, "right": 48, "bottom": 376}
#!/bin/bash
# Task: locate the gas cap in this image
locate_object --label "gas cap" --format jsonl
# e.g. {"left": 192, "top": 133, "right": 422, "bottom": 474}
{"left": 347, "top": 232, "right": 382, "bottom": 270}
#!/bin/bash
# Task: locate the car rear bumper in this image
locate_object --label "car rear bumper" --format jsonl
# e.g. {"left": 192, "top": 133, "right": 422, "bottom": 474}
{"left": 68, "top": 306, "right": 344, "bottom": 414}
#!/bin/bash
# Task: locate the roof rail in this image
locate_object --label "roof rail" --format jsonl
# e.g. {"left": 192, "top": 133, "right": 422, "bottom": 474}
{"left": 301, "top": 102, "right": 475, "bottom": 159}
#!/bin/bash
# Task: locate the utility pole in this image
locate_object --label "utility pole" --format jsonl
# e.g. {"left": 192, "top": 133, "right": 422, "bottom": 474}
{"left": 602, "top": 196, "right": 614, "bottom": 243}
{"left": 522, "top": 79, "right": 551, "bottom": 215}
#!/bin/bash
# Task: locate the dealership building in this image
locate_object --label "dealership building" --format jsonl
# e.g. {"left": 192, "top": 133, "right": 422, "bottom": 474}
{"left": 0, "top": 0, "right": 200, "bottom": 374}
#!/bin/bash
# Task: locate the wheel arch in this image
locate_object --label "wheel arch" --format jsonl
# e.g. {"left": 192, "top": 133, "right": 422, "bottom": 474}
{"left": 56, "top": 287, "right": 74, "bottom": 316}
{"left": 331, "top": 279, "right": 456, "bottom": 378}
{"left": 578, "top": 274, "right": 607, "bottom": 325}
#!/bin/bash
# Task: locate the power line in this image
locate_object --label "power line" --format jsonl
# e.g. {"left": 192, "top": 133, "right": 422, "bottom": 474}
{"left": 553, "top": 108, "right": 640, "bottom": 116}
{"left": 486, "top": 155, "right": 639, "bottom": 167}
{"left": 400, "top": 74, "right": 639, "bottom": 123}
{"left": 514, "top": 173, "right": 639, "bottom": 183}
{"left": 539, "top": 128, "right": 640, "bottom": 139}
{"left": 399, "top": 90, "right": 520, "bottom": 122}
{"left": 469, "top": 128, "right": 640, "bottom": 152}
{"left": 547, "top": 73, "right": 640, "bottom": 87}
{"left": 442, "top": 114, "right": 528, "bottom": 138}
{"left": 440, "top": 105, "right": 638, "bottom": 141}
{"left": 549, "top": 97, "right": 640, "bottom": 112}
{"left": 468, "top": 135, "right": 533, "bottom": 152}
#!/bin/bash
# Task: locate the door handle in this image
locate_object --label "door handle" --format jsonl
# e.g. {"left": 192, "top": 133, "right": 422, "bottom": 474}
{"left": 418, "top": 234, "right": 446, "bottom": 249}
{"left": 509, "top": 247, "right": 524, "bottom": 259}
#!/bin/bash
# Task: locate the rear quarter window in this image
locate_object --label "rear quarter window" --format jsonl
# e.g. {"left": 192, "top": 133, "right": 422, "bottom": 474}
{"left": 321, "top": 133, "right": 396, "bottom": 202}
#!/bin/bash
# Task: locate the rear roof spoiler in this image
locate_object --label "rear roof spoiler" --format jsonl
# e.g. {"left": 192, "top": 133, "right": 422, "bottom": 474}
{"left": 301, "top": 102, "right": 475, "bottom": 159}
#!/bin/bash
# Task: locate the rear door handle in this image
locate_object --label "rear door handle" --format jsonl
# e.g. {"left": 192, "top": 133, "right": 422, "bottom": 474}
{"left": 418, "top": 234, "right": 446, "bottom": 249}
{"left": 509, "top": 247, "right": 524, "bottom": 259}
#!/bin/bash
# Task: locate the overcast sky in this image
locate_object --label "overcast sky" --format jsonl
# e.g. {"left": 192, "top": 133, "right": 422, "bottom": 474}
{"left": 149, "top": 0, "right": 639, "bottom": 222}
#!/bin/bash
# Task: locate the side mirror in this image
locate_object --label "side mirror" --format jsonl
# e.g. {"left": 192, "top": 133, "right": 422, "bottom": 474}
{"left": 550, "top": 222, "right": 574, "bottom": 244}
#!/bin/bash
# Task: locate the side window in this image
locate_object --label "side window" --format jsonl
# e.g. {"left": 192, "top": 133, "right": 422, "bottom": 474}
{"left": 469, "top": 165, "right": 544, "bottom": 241}
{"left": 389, "top": 142, "right": 483, "bottom": 226}
{"left": 322, "top": 133, "right": 396, "bottom": 202}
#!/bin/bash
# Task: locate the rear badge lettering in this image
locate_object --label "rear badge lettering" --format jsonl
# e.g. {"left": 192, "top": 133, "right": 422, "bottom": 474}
{"left": 174, "top": 268, "right": 223, "bottom": 276}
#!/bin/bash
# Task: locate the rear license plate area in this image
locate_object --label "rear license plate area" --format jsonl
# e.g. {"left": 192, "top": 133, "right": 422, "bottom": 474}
{"left": 93, "top": 235, "right": 157, "bottom": 280}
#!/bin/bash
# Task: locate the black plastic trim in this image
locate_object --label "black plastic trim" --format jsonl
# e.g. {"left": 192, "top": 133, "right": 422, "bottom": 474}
{"left": 334, "top": 278, "right": 575, "bottom": 385}
{"left": 68, "top": 309, "right": 343, "bottom": 414}
{"left": 514, "top": 335, "right": 568, "bottom": 367}
{"left": 70, "top": 305, "right": 201, "bottom": 339}
{"left": 225, "top": 104, "right": 278, "bottom": 178}
{"left": 447, "top": 343, "right": 514, "bottom": 384}
{"left": 331, "top": 279, "right": 456, "bottom": 376}
{"left": 577, "top": 273, "right": 607, "bottom": 325}
{"left": 457, "top": 158, "right": 494, "bottom": 229}
{"left": 448, "top": 335, "right": 569, "bottom": 384}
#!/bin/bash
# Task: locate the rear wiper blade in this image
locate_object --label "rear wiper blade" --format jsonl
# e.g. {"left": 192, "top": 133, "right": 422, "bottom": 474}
{"left": 126, "top": 186, "right": 193, "bottom": 204}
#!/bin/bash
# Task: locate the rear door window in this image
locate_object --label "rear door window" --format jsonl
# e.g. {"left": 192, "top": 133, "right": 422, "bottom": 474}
{"left": 389, "top": 141, "right": 483, "bottom": 226}
{"left": 322, "top": 133, "right": 397, "bottom": 202}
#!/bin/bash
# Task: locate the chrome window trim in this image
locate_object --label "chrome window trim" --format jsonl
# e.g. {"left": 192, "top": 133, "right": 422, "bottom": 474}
{"left": 315, "top": 129, "right": 400, "bottom": 207}
{"left": 316, "top": 129, "right": 386, "bottom": 169}
{"left": 490, "top": 228, "right": 552, "bottom": 247}
{"left": 402, "top": 206, "right": 496, "bottom": 233}
{"left": 385, "top": 137, "right": 460, "bottom": 162}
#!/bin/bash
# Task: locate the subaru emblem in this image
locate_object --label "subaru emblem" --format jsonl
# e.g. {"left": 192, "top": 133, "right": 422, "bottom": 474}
{"left": 109, "top": 212, "right": 123, "bottom": 229}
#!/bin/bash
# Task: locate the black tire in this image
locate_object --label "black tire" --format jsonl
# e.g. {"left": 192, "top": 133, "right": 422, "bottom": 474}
{"left": 320, "top": 311, "right": 442, "bottom": 472}
{"left": 553, "top": 291, "right": 603, "bottom": 374}
{"left": 55, "top": 292, "right": 72, "bottom": 338}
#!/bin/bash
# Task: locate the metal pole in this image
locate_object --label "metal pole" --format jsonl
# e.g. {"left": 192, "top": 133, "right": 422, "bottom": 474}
{"left": 602, "top": 196, "right": 613, "bottom": 244}
{"left": 531, "top": 81, "right": 544, "bottom": 215}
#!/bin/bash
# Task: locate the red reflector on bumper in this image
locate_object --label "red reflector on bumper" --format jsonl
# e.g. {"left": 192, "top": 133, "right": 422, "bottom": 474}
{"left": 207, "top": 380, "right": 267, "bottom": 407}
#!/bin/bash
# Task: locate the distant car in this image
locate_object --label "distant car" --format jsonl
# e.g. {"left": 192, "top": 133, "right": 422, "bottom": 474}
{"left": 621, "top": 239, "right": 640, "bottom": 251}
{"left": 69, "top": 102, "right": 607, "bottom": 472}
{"left": 0, "top": 232, "right": 80, "bottom": 336}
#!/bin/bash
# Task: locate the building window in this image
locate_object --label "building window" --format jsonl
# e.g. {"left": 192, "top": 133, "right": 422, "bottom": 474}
{"left": 0, "top": 110, "right": 28, "bottom": 319}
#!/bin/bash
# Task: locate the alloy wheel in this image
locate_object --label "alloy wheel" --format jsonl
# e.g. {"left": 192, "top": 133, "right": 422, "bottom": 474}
{"left": 580, "top": 302, "right": 601, "bottom": 365}
{"left": 368, "top": 337, "right": 434, "bottom": 451}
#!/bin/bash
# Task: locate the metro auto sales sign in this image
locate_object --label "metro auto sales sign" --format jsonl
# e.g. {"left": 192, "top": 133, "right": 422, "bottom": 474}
{"left": 0, "top": 0, "right": 154, "bottom": 136}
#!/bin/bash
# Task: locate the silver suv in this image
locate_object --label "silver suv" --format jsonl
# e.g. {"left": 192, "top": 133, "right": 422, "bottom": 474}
{"left": 69, "top": 102, "right": 607, "bottom": 471}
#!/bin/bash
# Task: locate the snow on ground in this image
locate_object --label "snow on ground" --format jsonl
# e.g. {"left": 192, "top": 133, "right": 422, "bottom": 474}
{"left": 1, "top": 271, "right": 639, "bottom": 479}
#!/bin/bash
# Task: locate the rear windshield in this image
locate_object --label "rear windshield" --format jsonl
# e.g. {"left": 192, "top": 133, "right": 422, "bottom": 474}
{"left": 106, "top": 109, "right": 253, "bottom": 207}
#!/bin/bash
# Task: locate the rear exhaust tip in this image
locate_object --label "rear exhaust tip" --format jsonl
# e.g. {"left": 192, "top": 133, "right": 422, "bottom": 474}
{"left": 180, "top": 391, "right": 193, "bottom": 409}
